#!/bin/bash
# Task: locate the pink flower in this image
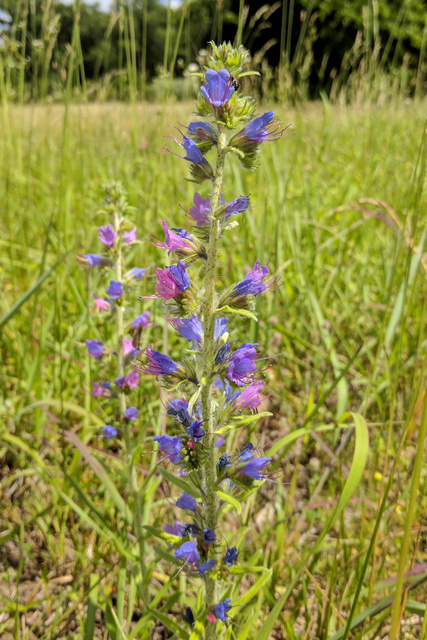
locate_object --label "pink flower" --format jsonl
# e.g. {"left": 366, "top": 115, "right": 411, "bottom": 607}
{"left": 94, "top": 295, "right": 113, "bottom": 311}
{"left": 123, "top": 228, "right": 137, "bottom": 244}
{"left": 234, "top": 381, "right": 265, "bottom": 409}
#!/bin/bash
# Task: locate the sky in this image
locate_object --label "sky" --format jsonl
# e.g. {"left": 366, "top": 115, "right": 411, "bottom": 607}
{"left": 60, "top": 0, "right": 182, "bottom": 11}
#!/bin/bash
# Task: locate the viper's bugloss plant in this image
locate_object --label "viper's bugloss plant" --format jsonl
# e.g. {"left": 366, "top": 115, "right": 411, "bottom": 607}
{"left": 136, "top": 42, "right": 288, "bottom": 637}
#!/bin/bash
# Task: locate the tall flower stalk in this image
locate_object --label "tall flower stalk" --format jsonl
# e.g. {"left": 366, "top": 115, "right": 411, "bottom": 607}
{"left": 138, "top": 42, "right": 288, "bottom": 636}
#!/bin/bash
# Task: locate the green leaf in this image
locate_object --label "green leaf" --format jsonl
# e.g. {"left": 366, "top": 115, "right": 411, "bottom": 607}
{"left": 146, "top": 606, "right": 189, "bottom": 640}
{"left": 159, "top": 467, "right": 201, "bottom": 499}
{"left": 267, "top": 423, "right": 336, "bottom": 457}
{"left": 0, "top": 252, "right": 68, "bottom": 330}
{"left": 65, "top": 430, "right": 130, "bottom": 522}
{"left": 215, "top": 305, "right": 258, "bottom": 322}
{"left": 216, "top": 489, "right": 242, "bottom": 514}
{"left": 254, "top": 413, "right": 369, "bottom": 640}
{"left": 217, "top": 412, "right": 272, "bottom": 435}
{"left": 84, "top": 574, "right": 100, "bottom": 640}
{"left": 233, "top": 569, "right": 272, "bottom": 608}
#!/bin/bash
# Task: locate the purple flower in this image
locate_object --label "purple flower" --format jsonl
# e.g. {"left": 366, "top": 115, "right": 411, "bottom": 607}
{"left": 156, "top": 262, "right": 190, "bottom": 301}
{"left": 153, "top": 434, "right": 183, "bottom": 464}
{"left": 99, "top": 224, "right": 117, "bottom": 247}
{"left": 123, "top": 228, "right": 137, "bottom": 244}
{"left": 237, "top": 442, "right": 254, "bottom": 463}
{"left": 243, "top": 111, "right": 275, "bottom": 142}
{"left": 106, "top": 280, "right": 123, "bottom": 300}
{"left": 91, "top": 381, "right": 111, "bottom": 397}
{"left": 215, "top": 342, "right": 231, "bottom": 365}
{"left": 234, "top": 381, "right": 264, "bottom": 409}
{"left": 93, "top": 295, "right": 113, "bottom": 312}
{"left": 138, "top": 346, "right": 180, "bottom": 378}
{"left": 200, "top": 69, "right": 234, "bottom": 107}
{"left": 131, "top": 311, "right": 150, "bottom": 329}
{"left": 82, "top": 254, "right": 103, "bottom": 267}
{"left": 164, "top": 520, "right": 184, "bottom": 537}
{"left": 224, "top": 197, "right": 250, "bottom": 215}
{"left": 225, "top": 546, "right": 238, "bottom": 566}
{"left": 167, "top": 399, "right": 191, "bottom": 427}
{"left": 188, "top": 121, "right": 218, "bottom": 145}
{"left": 123, "top": 338, "right": 140, "bottom": 358}
{"left": 124, "top": 407, "right": 139, "bottom": 421}
{"left": 127, "top": 267, "right": 147, "bottom": 280}
{"left": 202, "top": 528, "right": 216, "bottom": 544}
{"left": 227, "top": 343, "right": 259, "bottom": 387}
{"left": 114, "top": 369, "right": 139, "bottom": 390}
{"left": 188, "top": 193, "right": 211, "bottom": 226}
{"left": 170, "top": 315, "right": 203, "bottom": 343}
{"left": 103, "top": 425, "right": 118, "bottom": 439}
{"left": 176, "top": 492, "right": 197, "bottom": 512}
{"left": 182, "top": 135, "right": 208, "bottom": 165}
{"left": 86, "top": 339, "right": 105, "bottom": 360}
{"left": 174, "top": 539, "right": 200, "bottom": 564}
{"left": 213, "top": 598, "right": 232, "bottom": 622}
{"left": 198, "top": 559, "right": 216, "bottom": 577}
{"left": 233, "top": 260, "right": 269, "bottom": 297}
{"left": 239, "top": 457, "right": 272, "bottom": 480}
{"left": 186, "top": 420, "right": 205, "bottom": 441}
{"left": 152, "top": 220, "right": 197, "bottom": 256}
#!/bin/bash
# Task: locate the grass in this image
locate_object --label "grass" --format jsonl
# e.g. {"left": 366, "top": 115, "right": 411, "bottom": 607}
{"left": 0, "top": 97, "right": 427, "bottom": 639}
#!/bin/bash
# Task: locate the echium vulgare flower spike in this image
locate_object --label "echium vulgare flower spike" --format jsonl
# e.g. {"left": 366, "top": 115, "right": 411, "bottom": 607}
{"left": 148, "top": 42, "right": 287, "bottom": 636}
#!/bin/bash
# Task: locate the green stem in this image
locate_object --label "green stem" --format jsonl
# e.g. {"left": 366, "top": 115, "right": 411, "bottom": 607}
{"left": 113, "top": 209, "right": 148, "bottom": 605}
{"left": 201, "top": 125, "right": 227, "bottom": 639}
{"left": 389, "top": 393, "right": 427, "bottom": 640}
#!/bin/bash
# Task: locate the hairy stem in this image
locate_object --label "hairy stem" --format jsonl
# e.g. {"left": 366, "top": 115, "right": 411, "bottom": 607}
{"left": 113, "top": 209, "right": 148, "bottom": 604}
{"left": 201, "top": 125, "right": 227, "bottom": 638}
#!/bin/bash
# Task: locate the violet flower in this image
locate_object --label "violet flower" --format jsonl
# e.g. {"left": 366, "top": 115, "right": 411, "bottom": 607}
{"left": 188, "top": 193, "right": 211, "bottom": 226}
{"left": 138, "top": 346, "right": 180, "bottom": 379}
{"left": 200, "top": 69, "right": 234, "bottom": 107}
{"left": 239, "top": 457, "right": 272, "bottom": 480}
{"left": 98, "top": 223, "right": 117, "bottom": 247}
{"left": 198, "top": 559, "right": 216, "bottom": 577}
{"left": 91, "top": 381, "right": 111, "bottom": 397}
{"left": 153, "top": 434, "right": 183, "bottom": 464}
{"left": 186, "top": 420, "right": 205, "bottom": 441}
{"left": 151, "top": 220, "right": 197, "bottom": 256}
{"left": 103, "top": 425, "right": 117, "bottom": 439}
{"left": 123, "top": 338, "right": 140, "bottom": 358}
{"left": 164, "top": 520, "right": 184, "bottom": 537}
{"left": 127, "top": 267, "right": 147, "bottom": 280}
{"left": 225, "top": 546, "right": 238, "bottom": 566}
{"left": 114, "top": 369, "right": 139, "bottom": 390}
{"left": 176, "top": 492, "right": 197, "bottom": 512}
{"left": 226, "top": 343, "right": 259, "bottom": 386}
{"left": 233, "top": 381, "right": 264, "bottom": 409}
{"left": 81, "top": 253, "right": 103, "bottom": 267}
{"left": 170, "top": 315, "right": 203, "bottom": 343}
{"left": 174, "top": 539, "right": 200, "bottom": 564}
{"left": 86, "top": 339, "right": 106, "bottom": 360}
{"left": 106, "top": 280, "right": 123, "bottom": 300}
{"left": 202, "top": 528, "right": 216, "bottom": 544}
{"left": 131, "top": 311, "right": 150, "bottom": 328}
{"left": 213, "top": 598, "right": 232, "bottom": 622}
{"left": 156, "top": 262, "right": 191, "bottom": 301}
{"left": 123, "top": 228, "right": 137, "bottom": 244}
{"left": 167, "top": 399, "right": 191, "bottom": 427}
{"left": 124, "top": 407, "right": 139, "bottom": 421}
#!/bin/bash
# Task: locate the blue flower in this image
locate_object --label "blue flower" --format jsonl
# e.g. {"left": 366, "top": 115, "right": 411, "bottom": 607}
{"left": 106, "top": 280, "right": 123, "bottom": 300}
{"left": 86, "top": 339, "right": 106, "bottom": 360}
{"left": 168, "top": 261, "right": 191, "bottom": 291}
{"left": 174, "top": 539, "right": 200, "bottom": 564}
{"left": 127, "top": 267, "right": 147, "bottom": 280}
{"left": 186, "top": 420, "right": 205, "bottom": 441}
{"left": 103, "top": 425, "right": 118, "bottom": 439}
{"left": 232, "top": 260, "right": 270, "bottom": 297}
{"left": 167, "top": 399, "right": 191, "bottom": 427}
{"left": 227, "top": 343, "right": 259, "bottom": 386}
{"left": 225, "top": 546, "right": 238, "bottom": 566}
{"left": 215, "top": 342, "right": 231, "bottom": 365}
{"left": 243, "top": 112, "right": 275, "bottom": 141}
{"left": 131, "top": 311, "right": 150, "bottom": 329}
{"left": 153, "top": 434, "right": 183, "bottom": 464}
{"left": 218, "top": 454, "right": 232, "bottom": 471}
{"left": 239, "top": 457, "right": 272, "bottom": 480}
{"left": 198, "top": 559, "right": 216, "bottom": 577}
{"left": 213, "top": 598, "right": 232, "bottom": 622}
{"left": 83, "top": 253, "right": 103, "bottom": 267}
{"left": 176, "top": 492, "right": 197, "bottom": 512}
{"left": 164, "top": 520, "right": 184, "bottom": 537}
{"left": 124, "top": 407, "right": 139, "bottom": 421}
{"left": 224, "top": 197, "right": 250, "bottom": 215}
{"left": 202, "top": 528, "right": 216, "bottom": 544}
{"left": 140, "top": 347, "right": 181, "bottom": 378}
{"left": 170, "top": 315, "right": 203, "bottom": 343}
{"left": 182, "top": 136, "right": 208, "bottom": 165}
{"left": 200, "top": 69, "right": 234, "bottom": 107}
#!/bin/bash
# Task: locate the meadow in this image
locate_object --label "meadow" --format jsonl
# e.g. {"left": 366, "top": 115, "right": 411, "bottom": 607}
{"left": 1, "top": 93, "right": 427, "bottom": 640}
